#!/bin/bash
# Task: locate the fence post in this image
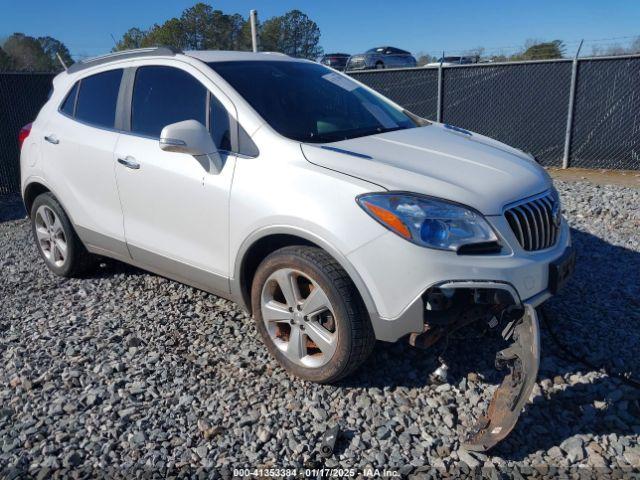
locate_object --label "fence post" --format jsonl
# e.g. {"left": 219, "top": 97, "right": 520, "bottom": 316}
{"left": 436, "top": 52, "right": 444, "bottom": 123}
{"left": 562, "top": 40, "right": 583, "bottom": 169}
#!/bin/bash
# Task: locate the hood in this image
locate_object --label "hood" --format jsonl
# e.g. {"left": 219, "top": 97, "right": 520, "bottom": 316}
{"left": 301, "top": 124, "right": 552, "bottom": 215}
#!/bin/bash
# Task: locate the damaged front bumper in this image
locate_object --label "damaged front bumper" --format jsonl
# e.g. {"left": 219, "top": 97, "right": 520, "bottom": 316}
{"left": 409, "top": 283, "right": 544, "bottom": 452}
{"left": 463, "top": 304, "right": 540, "bottom": 451}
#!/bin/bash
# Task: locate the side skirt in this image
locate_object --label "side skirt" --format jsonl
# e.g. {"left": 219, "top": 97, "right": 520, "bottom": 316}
{"left": 77, "top": 225, "right": 238, "bottom": 306}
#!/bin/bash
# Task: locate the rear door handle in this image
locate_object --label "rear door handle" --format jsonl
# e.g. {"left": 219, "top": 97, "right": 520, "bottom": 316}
{"left": 117, "top": 156, "right": 140, "bottom": 170}
{"left": 44, "top": 135, "right": 59, "bottom": 145}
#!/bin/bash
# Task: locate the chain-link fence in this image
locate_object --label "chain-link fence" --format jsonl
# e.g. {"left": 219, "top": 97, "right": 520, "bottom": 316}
{"left": 0, "top": 73, "right": 54, "bottom": 194}
{"left": 440, "top": 61, "right": 572, "bottom": 166}
{"left": 349, "top": 68, "right": 439, "bottom": 120}
{"left": 571, "top": 56, "right": 640, "bottom": 170}
{"left": 1, "top": 55, "right": 639, "bottom": 194}
{"left": 351, "top": 54, "right": 640, "bottom": 169}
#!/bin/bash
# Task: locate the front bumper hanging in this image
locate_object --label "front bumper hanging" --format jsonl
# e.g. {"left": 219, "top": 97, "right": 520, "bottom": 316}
{"left": 409, "top": 284, "right": 543, "bottom": 452}
{"left": 463, "top": 304, "right": 540, "bottom": 451}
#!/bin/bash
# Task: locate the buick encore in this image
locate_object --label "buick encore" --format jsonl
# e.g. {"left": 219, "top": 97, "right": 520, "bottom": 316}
{"left": 19, "top": 47, "right": 575, "bottom": 450}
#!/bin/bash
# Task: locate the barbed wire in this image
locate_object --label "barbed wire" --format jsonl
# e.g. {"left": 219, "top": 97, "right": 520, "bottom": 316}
{"left": 415, "top": 34, "right": 640, "bottom": 59}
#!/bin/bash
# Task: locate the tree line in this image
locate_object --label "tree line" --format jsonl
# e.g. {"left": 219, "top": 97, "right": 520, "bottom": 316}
{"left": 416, "top": 40, "right": 568, "bottom": 65}
{"left": 0, "top": 33, "right": 74, "bottom": 72}
{"left": 416, "top": 37, "right": 640, "bottom": 66}
{"left": 1, "top": 3, "right": 638, "bottom": 72}
{"left": 113, "top": 4, "right": 322, "bottom": 59}
{"left": 0, "top": 3, "right": 323, "bottom": 72}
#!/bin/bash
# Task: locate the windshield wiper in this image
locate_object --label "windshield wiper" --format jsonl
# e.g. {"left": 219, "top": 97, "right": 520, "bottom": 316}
{"left": 301, "top": 125, "right": 411, "bottom": 144}
{"left": 375, "top": 126, "right": 407, "bottom": 134}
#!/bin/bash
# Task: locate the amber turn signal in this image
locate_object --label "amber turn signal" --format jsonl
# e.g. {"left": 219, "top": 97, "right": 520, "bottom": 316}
{"left": 361, "top": 201, "right": 411, "bottom": 239}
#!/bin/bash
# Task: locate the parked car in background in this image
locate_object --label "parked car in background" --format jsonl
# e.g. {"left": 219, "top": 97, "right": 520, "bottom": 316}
{"left": 425, "top": 56, "right": 479, "bottom": 67}
{"left": 346, "top": 46, "right": 417, "bottom": 70}
{"left": 318, "top": 53, "right": 350, "bottom": 71}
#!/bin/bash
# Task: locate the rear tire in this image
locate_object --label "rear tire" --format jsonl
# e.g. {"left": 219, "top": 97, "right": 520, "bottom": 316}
{"left": 251, "top": 246, "right": 375, "bottom": 383}
{"left": 30, "top": 192, "right": 96, "bottom": 277}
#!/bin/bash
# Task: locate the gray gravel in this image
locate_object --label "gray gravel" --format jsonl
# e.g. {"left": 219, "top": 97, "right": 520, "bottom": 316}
{"left": 1, "top": 181, "right": 639, "bottom": 478}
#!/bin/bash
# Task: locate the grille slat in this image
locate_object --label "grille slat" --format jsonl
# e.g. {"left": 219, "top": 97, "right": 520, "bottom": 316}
{"left": 535, "top": 199, "right": 550, "bottom": 248}
{"left": 505, "top": 210, "right": 524, "bottom": 247}
{"left": 505, "top": 192, "right": 559, "bottom": 251}
{"left": 524, "top": 204, "right": 540, "bottom": 250}
{"left": 515, "top": 206, "right": 533, "bottom": 250}
{"left": 540, "top": 196, "right": 554, "bottom": 247}
{"left": 531, "top": 200, "right": 547, "bottom": 248}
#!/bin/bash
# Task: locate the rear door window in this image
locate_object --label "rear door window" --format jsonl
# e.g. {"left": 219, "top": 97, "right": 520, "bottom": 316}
{"left": 74, "top": 69, "right": 123, "bottom": 128}
{"left": 131, "top": 66, "right": 207, "bottom": 138}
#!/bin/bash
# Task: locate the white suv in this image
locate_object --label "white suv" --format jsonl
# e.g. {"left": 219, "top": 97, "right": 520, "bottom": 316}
{"left": 20, "top": 47, "right": 574, "bottom": 450}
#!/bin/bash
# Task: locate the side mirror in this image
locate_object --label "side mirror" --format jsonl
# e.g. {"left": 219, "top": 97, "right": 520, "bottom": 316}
{"left": 159, "top": 120, "right": 223, "bottom": 173}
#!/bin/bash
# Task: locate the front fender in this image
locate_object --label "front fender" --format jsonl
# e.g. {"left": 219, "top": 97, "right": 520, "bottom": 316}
{"left": 231, "top": 224, "right": 381, "bottom": 322}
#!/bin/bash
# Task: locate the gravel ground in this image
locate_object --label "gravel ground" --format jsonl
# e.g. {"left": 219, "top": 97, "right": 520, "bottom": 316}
{"left": 1, "top": 181, "right": 639, "bottom": 478}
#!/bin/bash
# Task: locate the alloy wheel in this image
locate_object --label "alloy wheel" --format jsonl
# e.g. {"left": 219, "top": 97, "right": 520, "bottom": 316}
{"left": 260, "top": 268, "right": 337, "bottom": 368}
{"left": 34, "top": 205, "right": 67, "bottom": 268}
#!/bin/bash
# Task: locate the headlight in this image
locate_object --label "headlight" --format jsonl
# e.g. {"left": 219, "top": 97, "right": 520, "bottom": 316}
{"left": 357, "top": 192, "right": 498, "bottom": 252}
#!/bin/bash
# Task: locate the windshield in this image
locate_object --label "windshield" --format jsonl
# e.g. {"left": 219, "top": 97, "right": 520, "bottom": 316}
{"left": 208, "top": 60, "right": 415, "bottom": 143}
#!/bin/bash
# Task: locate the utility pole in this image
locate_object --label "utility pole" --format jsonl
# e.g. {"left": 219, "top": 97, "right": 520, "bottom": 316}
{"left": 250, "top": 10, "right": 259, "bottom": 52}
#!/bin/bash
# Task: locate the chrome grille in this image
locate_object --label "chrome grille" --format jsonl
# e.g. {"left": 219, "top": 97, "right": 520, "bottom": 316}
{"left": 504, "top": 192, "right": 560, "bottom": 251}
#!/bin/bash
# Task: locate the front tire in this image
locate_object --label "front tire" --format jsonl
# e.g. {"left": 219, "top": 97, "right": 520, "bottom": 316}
{"left": 251, "top": 246, "right": 375, "bottom": 383}
{"left": 30, "top": 192, "right": 95, "bottom": 277}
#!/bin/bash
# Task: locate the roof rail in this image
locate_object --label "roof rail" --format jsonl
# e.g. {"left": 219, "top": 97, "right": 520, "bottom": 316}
{"left": 67, "top": 46, "right": 181, "bottom": 74}
{"left": 260, "top": 51, "right": 289, "bottom": 56}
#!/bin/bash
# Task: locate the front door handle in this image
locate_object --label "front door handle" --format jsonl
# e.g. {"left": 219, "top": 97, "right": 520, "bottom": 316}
{"left": 117, "top": 156, "right": 140, "bottom": 170}
{"left": 44, "top": 135, "right": 59, "bottom": 145}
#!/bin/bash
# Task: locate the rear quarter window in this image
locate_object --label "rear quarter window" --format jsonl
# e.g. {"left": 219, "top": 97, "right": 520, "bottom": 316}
{"left": 59, "top": 82, "right": 79, "bottom": 116}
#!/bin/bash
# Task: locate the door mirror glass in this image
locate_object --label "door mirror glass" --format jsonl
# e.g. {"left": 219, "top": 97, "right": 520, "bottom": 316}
{"left": 159, "top": 120, "right": 223, "bottom": 173}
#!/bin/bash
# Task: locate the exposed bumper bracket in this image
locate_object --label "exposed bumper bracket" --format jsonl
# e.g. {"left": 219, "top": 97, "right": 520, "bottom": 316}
{"left": 463, "top": 304, "right": 540, "bottom": 451}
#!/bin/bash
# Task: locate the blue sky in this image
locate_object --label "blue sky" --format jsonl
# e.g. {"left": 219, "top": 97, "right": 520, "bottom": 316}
{"left": 2, "top": 0, "right": 639, "bottom": 59}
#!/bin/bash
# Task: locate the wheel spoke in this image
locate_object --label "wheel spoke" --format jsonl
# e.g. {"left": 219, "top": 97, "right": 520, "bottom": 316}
{"left": 35, "top": 225, "right": 50, "bottom": 242}
{"left": 53, "top": 237, "right": 67, "bottom": 261}
{"left": 41, "top": 240, "right": 53, "bottom": 260}
{"left": 262, "top": 300, "right": 291, "bottom": 323}
{"left": 51, "top": 242, "right": 61, "bottom": 263}
{"left": 301, "top": 285, "right": 330, "bottom": 316}
{"left": 305, "top": 321, "right": 336, "bottom": 357}
{"left": 51, "top": 215, "right": 63, "bottom": 236}
{"left": 43, "top": 208, "right": 54, "bottom": 228}
{"left": 273, "top": 269, "right": 300, "bottom": 307}
{"left": 287, "top": 326, "right": 306, "bottom": 360}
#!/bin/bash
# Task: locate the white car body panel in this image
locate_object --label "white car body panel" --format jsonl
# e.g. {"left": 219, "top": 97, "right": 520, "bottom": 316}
{"left": 301, "top": 123, "right": 551, "bottom": 215}
{"left": 40, "top": 108, "right": 128, "bottom": 256}
{"left": 20, "top": 49, "right": 572, "bottom": 344}
{"left": 228, "top": 128, "right": 385, "bottom": 274}
{"left": 113, "top": 134, "right": 236, "bottom": 287}
{"left": 347, "top": 220, "right": 570, "bottom": 321}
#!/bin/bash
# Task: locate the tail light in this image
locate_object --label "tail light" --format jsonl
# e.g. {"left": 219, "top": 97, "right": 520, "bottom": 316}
{"left": 18, "top": 123, "right": 33, "bottom": 150}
